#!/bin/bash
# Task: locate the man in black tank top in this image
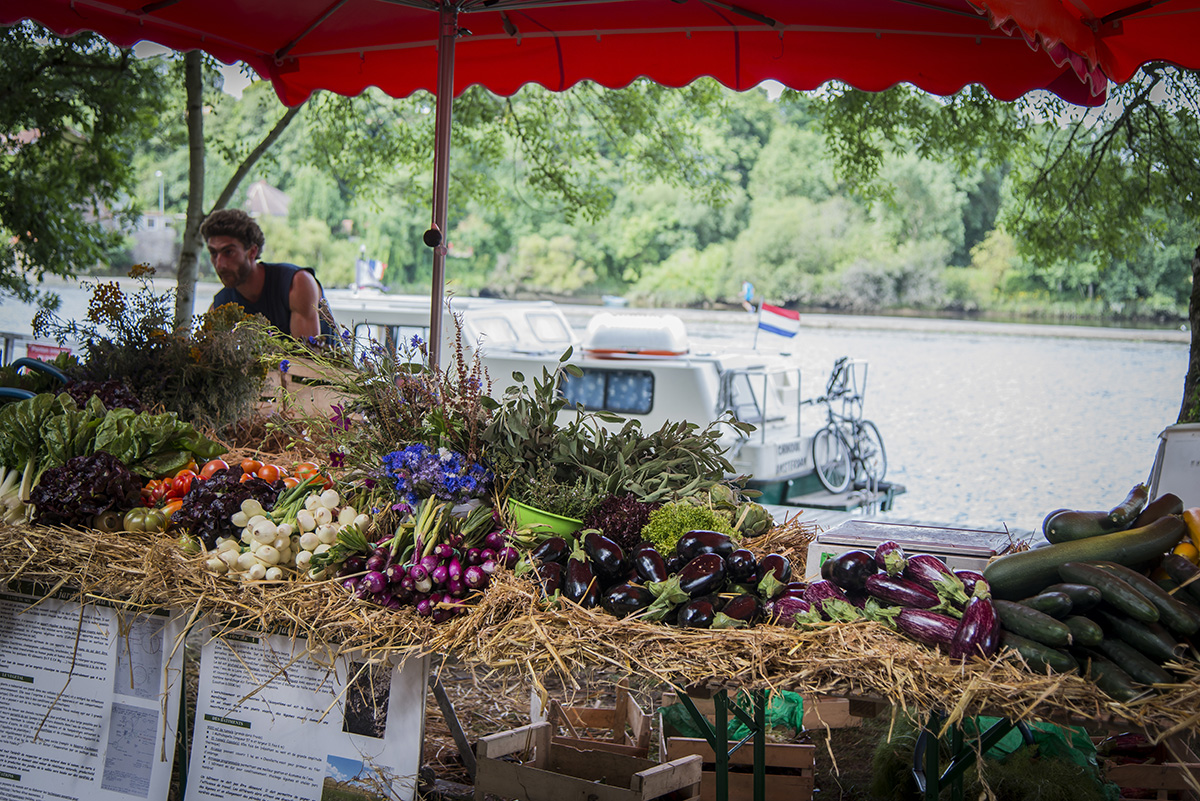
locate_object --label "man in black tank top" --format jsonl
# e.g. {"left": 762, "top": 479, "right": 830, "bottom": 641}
{"left": 201, "top": 208, "right": 336, "bottom": 341}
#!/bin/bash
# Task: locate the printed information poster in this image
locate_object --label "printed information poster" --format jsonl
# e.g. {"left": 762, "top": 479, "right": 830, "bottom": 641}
{"left": 0, "top": 589, "right": 184, "bottom": 801}
{"left": 185, "top": 624, "right": 428, "bottom": 801}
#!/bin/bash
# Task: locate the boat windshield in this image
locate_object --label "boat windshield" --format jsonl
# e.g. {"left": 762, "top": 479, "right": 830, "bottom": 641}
{"left": 718, "top": 367, "right": 802, "bottom": 435}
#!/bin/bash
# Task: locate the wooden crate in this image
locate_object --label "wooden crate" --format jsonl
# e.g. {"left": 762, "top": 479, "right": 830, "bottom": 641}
{"left": 543, "top": 684, "right": 652, "bottom": 758}
{"left": 1104, "top": 736, "right": 1200, "bottom": 801}
{"left": 658, "top": 692, "right": 815, "bottom": 801}
{"left": 475, "top": 722, "right": 702, "bottom": 801}
{"left": 258, "top": 356, "right": 355, "bottom": 418}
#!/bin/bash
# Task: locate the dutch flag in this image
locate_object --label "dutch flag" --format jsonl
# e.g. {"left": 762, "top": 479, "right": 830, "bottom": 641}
{"left": 757, "top": 303, "right": 800, "bottom": 338}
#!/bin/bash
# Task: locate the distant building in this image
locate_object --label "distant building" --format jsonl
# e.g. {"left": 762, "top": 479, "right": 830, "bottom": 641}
{"left": 246, "top": 180, "right": 291, "bottom": 217}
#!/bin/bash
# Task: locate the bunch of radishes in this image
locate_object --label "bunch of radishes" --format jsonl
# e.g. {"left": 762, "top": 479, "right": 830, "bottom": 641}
{"left": 331, "top": 499, "right": 520, "bottom": 621}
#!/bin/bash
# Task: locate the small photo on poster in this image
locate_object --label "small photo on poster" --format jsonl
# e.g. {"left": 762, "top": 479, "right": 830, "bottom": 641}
{"left": 342, "top": 661, "right": 391, "bottom": 739}
{"left": 323, "top": 754, "right": 398, "bottom": 801}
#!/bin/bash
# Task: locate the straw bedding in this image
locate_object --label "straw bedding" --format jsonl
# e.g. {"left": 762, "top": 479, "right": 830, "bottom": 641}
{"left": 2, "top": 516, "right": 1198, "bottom": 746}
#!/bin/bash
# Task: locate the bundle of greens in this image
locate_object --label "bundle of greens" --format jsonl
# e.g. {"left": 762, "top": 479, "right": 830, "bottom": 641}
{"left": 0, "top": 392, "right": 224, "bottom": 524}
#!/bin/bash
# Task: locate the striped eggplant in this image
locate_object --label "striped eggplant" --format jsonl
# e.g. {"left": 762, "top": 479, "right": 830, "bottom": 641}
{"left": 896, "top": 609, "right": 959, "bottom": 648}
{"left": 904, "top": 554, "right": 970, "bottom": 607}
{"left": 874, "top": 540, "right": 908, "bottom": 577}
{"left": 948, "top": 590, "right": 1000, "bottom": 661}
{"left": 865, "top": 573, "right": 941, "bottom": 609}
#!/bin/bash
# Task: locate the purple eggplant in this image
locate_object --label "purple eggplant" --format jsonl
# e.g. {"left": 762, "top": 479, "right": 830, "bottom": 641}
{"left": 675, "top": 530, "right": 736, "bottom": 562}
{"left": 725, "top": 549, "right": 759, "bottom": 584}
{"left": 874, "top": 540, "right": 908, "bottom": 577}
{"left": 803, "top": 580, "right": 860, "bottom": 621}
{"left": 896, "top": 609, "right": 959, "bottom": 648}
{"left": 769, "top": 596, "right": 812, "bottom": 626}
{"left": 948, "top": 593, "right": 1001, "bottom": 661}
{"left": 564, "top": 558, "right": 600, "bottom": 607}
{"left": 632, "top": 545, "right": 668, "bottom": 583}
{"left": 955, "top": 570, "right": 988, "bottom": 596}
{"left": 531, "top": 537, "right": 570, "bottom": 565}
{"left": 904, "top": 554, "right": 970, "bottom": 607}
{"left": 865, "top": 573, "right": 941, "bottom": 609}
{"left": 534, "top": 561, "right": 562, "bottom": 596}
{"left": 828, "top": 550, "right": 878, "bottom": 592}
{"left": 584, "top": 530, "right": 626, "bottom": 579}
{"left": 602, "top": 583, "right": 655, "bottom": 617}
{"left": 678, "top": 553, "right": 727, "bottom": 597}
{"left": 712, "top": 593, "right": 762, "bottom": 629}
{"left": 756, "top": 553, "right": 792, "bottom": 599}
{"left": 677, "top": 598, "right": 716, "bottom": 628}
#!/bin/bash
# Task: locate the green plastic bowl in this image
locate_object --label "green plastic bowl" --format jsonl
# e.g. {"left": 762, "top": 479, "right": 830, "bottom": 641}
{"left": 508, "top": 498, "right": 584, "bottom": 536}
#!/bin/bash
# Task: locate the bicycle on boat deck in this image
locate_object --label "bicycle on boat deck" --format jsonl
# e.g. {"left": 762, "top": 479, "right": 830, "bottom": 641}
{"left": 804, "top": 356, "right": 887, "bottom": 494}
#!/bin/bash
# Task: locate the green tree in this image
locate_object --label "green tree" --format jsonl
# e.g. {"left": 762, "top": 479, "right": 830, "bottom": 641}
{"left": 809, "top": 69, "right": 1200, "bottom": 420}
{"left": 0, "top": 22, "right": 165, "bottom": 309}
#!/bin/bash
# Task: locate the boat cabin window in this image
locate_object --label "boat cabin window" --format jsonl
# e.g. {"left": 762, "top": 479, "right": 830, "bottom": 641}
{"left": 527, "top": 312, "right": 573, "bottom": 345}
{"left": 725, "top": 372, "right": 765, "bottom": 424}
{"left": 560, "top": 368, "right": 654, "bottom": 415}
{"left": 466, "top": 315, "right": 520, "bottom": 347}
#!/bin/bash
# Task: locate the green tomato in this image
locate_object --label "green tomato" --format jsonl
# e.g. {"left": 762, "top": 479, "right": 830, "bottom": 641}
{"left": 177, "top": 532, "right": 200, "bottom": 554}
{"left": 123, "top": 507, "right": 150, "bottom": 533}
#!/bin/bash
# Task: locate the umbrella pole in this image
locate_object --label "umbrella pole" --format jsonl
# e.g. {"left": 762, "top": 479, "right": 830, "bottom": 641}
{"left": 427, "top": 3, "right": 458, "bottom": 370}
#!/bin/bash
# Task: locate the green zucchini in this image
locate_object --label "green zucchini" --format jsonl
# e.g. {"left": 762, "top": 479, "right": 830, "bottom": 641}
{"left": 994, "top": 599, "right": 1073, "bottom": 647}
{"left": 983, "top": 516, "right": 1186, "bottom": 600}
{"left": 999, "top": 631, "right": 1078, "bottom": 674}
{"left": 1160, "top": 553, "right": 1200, "bottom": 605}
{"left": 1063, "top": 615, "right": 1104, "bottom": 647}
{"left": 1094, "top": 608, "right": 1185, "bottom": 663}
{"left": 1108, "top": 483, "right": 1150, "bottom": 528}
{"left": 1044, "top": 509, "right": 1126, "bottom": 543}
{"left": 1131, "top": 492, "right": 1184, "bottom": 528}
{"left": 1019, "top": 591, "right": 1073, "bottom": 618}
{"left": 1044, "top": 582, "right": 1103, "bottom": 611}
{"left": 1094, "top": 637, "right": 1174, "bottom": 686}
{"left": 1057, "top": 562, "right": 1159, "bottom": 623}
{"left": 1088, "top": 560, "right": 1199, "bottom": 635}
{"left": 1078, "top": 651, "right": 1144, "bottom": 703}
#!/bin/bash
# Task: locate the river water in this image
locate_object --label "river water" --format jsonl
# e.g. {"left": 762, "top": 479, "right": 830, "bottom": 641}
{"left": 2, "top": 279, "right": 1191, "bottom": 536}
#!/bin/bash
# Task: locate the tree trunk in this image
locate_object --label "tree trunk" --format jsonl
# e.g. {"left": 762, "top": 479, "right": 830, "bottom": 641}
{"left": 173, "top": 51, "right": 206, "bottom": 331}
{"left": 1179, "top": 244, "right": 1200, "bottom": 424}
{"left": 170, "top": 63, "right": 305, "bottom": 331}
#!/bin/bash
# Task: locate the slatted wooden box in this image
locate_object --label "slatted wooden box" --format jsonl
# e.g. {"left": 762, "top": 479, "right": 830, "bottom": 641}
{"left": 475, "top": 721, "right": 702, "bottom": 801}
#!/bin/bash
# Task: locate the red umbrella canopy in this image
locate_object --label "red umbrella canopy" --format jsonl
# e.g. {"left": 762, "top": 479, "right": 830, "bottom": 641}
{"left": 974, "top": 0, "right": 1200, "bottom": 85}
{"left": 4, "top": 0, "right": 1107, "bottom": 106}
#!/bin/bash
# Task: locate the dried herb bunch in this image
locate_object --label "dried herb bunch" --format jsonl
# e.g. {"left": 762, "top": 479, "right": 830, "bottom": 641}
{"left": 32, "top": 265, "right": 274, "bottom": 432}
{"left": 265, "top": 303, "right": 493, "bottom": 486}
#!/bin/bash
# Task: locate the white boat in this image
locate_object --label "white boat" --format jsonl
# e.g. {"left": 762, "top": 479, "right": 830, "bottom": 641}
{"left": 325, "top": 291, "right": 897, "bottom": 509}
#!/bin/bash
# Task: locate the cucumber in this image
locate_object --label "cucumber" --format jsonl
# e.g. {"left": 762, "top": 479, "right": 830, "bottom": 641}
{"left": 1108, "top": 483, "right": 1150, "bottom": 528}
{"left": 1088, "top": 560, "right": 1199, "bottom": 635}
{"left": 983, "top": 516, "right": 1186, "bottom": 600}
{"left": 1094, "top": 608, "right": 1185, "bottom": 663}
{"left": 1132, "top": 492, "right": 1184, "bottom": 528}
{"left": 1057, "top": 562, "right": 1159, "bottom": 623}
{"left": 1019, "top": 591, "right": 1073, "bottom": 618}
{"left": 1063, "top": 615, "right": 1104, "bottom": 647}
{"left": 1094, "top": 637, "right": 1174, "bottom": 686}
{"left": 994, "top": 599, "right": 1073, "bottom": 647}
{"left": 999, "top": 631, "right": 1078, "bottom": 674}
{"left": 1044, "top": 582, "right": 1102, "bottom": 611}
{"left": 1044, "top": 509, "right": 1125, "bottom": 543}
{"left": 1160, "top": 553, "right": 1200, "bottom": 605}
{"left": 1078, "top": 651, "right": 1144, "bottom": 702}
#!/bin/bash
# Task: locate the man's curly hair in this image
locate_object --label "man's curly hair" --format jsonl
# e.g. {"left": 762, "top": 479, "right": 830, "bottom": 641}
{"left": 199, "top": 208, "right": 265, "bottom": 254}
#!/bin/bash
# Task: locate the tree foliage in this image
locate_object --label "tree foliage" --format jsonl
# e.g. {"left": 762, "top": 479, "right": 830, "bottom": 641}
{"left": 0, "top": 22, "right": 165, "bottom": 309}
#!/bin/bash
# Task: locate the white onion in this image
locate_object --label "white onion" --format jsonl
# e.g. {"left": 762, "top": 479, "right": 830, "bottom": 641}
{"left": 353, "top": 513, "right": 370, "bottom": 529}
{"left": 319, "top": 489, "right": 341, "bottom": 509}
{"left": 299, "top": 531, "right": 320, "bottom": 551}
{"left": 295, "top": 550, "right": 313, "bottom": 571}
{"left": 230, "top": 511, "right": 249, "bottom": 528}
{"left": 337, "top": 506, "right": 358, "bottom": 526}
{"left": 206, "top": 557, "right": 228, "bottom": 574}
{"left": 314, "top": 506, "right": 333, "bottom": 526}
{"left": 236, "top": 551, "right": 258, "bottom": 571}
{"left": 246, "top": 562, "right": 267, "bottom": 581}
{"left": 316, "top": 524, "right": 338, "bottom": 544}
{"left": 256, "top": 545, "right": 280, "bottom": 565}
{"left": 264, "top": 566, "right": 284, "bottom": 581}
{"left": 296, "top": 509, "right": 316, "bottom": 532}
{"left": 276, "top": 522, "right": 294, "bottom": 538}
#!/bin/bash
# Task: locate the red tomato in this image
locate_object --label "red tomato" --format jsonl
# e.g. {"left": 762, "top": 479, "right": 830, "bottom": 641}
{"left": 294, "top": 461, "right": 322, "bottom": 481}
{"left": 282, "top": 476, "right": 300, "bottom": 489}
{"left": 199, "top": 459, "right": 229, "bottom": 480}
{"left": 239, "top": 471, "right": 255, "bottom": 483}
{"left": 184, "top": 458, "right": 199, "bottom": 473}
{"left": 161, "top": 498, "right": 185, "bottom": 521}
{"left": 256, "top": 464, "right": 282, "bottom": 483}
{"left": 240, "top": 458, "right": 264, "bottom": 475}
{"left": 167, "top": 472, "right": 196, "bottom": 499}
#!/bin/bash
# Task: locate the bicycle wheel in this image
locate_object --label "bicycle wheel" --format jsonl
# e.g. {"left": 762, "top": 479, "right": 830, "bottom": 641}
{"left": 812, "top": 426, "right": 853, "bottom": 493}
{"left": 854, "top": 419, "right": 888, "bottom": 484}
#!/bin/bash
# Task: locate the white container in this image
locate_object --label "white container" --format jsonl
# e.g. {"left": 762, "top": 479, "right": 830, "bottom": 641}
{"left": 803, "top": 519, "right": 1013, "bottom": 580}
